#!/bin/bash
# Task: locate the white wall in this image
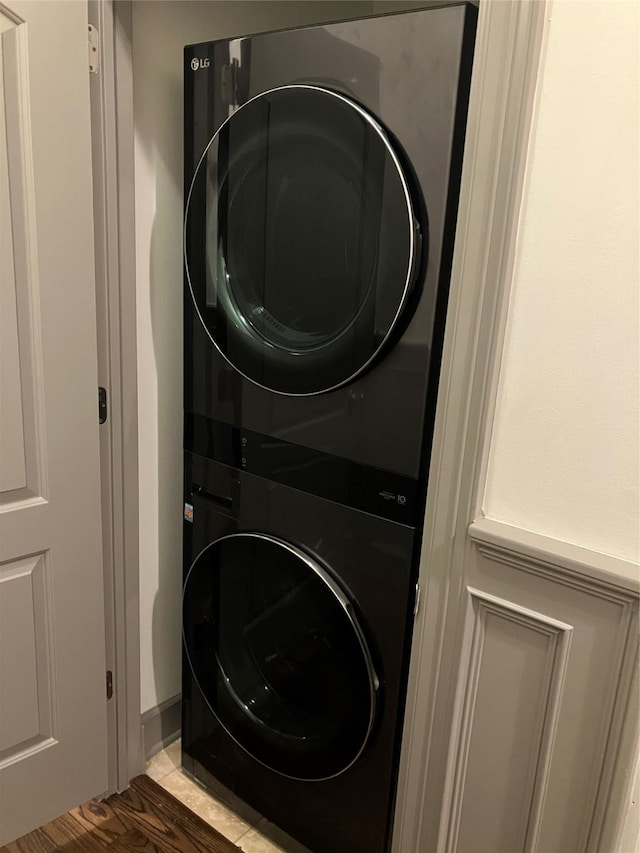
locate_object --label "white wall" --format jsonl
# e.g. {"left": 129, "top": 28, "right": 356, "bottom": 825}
{"left": 132, "top": 0, "right": 373, "bottom": 715}
{"left": 484, "top": 0, "right": 639, "bottom": 565}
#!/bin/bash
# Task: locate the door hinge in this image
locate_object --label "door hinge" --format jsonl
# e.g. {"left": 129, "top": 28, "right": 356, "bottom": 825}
{"left": 414, "top": 582, "right": 421, "bottom": 616}
{"left": 98, "top": 387, "right": 107, "bottom": 424}
{"left": 88, "top": 24, "right": 100, "bottom": 74}
{"left": 106, "top": 670, "right": 113, "bottom": 701}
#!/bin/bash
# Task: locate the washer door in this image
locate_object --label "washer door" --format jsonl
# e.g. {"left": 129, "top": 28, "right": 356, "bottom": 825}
{"left": 184, "top": 84, "right": 423, "bottom": 395}
{"left": 182, "top": 532, "right": 378, "bottom": 780}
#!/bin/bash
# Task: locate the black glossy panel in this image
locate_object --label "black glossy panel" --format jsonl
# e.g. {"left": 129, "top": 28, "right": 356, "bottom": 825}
{"left": 184, "top": 413, "right": 420, "bottom": 525}
{"left": 182, "top": 455, "right": 418, "bottom": 853}
{"left": 183, "top": 533, "right": 376, "bottom": 779}
{"left": 183, "top": 3, "right": 476, "bottom": 480}
{"left": 185, "top": 86, "right": 419, "bottom": 394}
{"left": 182, "top": 6, "right": 478, "bottom": 851}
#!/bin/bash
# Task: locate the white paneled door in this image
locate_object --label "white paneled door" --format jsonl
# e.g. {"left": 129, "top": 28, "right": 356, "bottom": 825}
{"left": 0, "top": 0, "right": 107, "bottom": 843}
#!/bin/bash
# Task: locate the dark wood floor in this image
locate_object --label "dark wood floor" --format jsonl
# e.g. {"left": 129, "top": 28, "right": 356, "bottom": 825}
{"left": 1, "top": 775, "right": 241, "bottom": 853}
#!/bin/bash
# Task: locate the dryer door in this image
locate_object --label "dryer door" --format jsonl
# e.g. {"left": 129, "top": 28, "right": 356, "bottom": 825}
{"left": 184, "top": 84, "right": 423, "bottom": 395}
{"left": 182, "top": 532, "right": 378, "bottom": 780}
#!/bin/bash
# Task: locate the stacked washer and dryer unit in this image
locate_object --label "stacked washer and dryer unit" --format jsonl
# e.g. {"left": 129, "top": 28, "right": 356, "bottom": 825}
{"left": 182, "top": 6, "right": 476, "bottom": 853}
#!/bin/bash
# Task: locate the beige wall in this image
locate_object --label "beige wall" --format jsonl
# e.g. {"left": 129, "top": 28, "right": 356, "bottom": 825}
{"left": 484, "top": 0, "right": 639, "bottom": 565}
{"left": 132, "top": 0, "right": 373, "bottom": 714}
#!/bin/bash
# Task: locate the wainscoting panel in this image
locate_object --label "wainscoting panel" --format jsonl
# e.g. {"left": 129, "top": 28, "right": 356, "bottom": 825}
{"left": 439, "top": 521, "right": 639, "bottom": 853}
{"left": 447, "top": 591, "right": 571, "bottom": 852}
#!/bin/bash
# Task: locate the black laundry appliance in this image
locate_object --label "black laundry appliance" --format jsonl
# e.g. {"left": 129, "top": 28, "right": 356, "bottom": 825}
{"left": 182, "top": 6, "right": 476, "bottom": 853}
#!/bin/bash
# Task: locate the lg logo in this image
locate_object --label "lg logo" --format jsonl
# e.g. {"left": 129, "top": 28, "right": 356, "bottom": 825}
{"left": 191, "top": 57, "right": 210, "bottom": 71}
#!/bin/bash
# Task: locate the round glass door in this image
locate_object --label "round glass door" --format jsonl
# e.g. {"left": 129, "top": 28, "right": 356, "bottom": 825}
{"left": 182, "top": 533, "right": 378, "bottom": 780}
{"left": 184, "top": 85, "right": 423, "bottom": 395}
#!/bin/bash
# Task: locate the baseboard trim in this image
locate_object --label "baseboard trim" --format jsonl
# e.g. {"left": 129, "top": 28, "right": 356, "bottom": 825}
{"left": 141, "top": 694, "right": 181, "bottom": 760}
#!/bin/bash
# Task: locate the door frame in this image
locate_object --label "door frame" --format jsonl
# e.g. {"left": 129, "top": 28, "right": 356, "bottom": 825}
{"left": 88, "top": 0, "right": 141, "bottom": 793}
{"left": 391, "top": 1, "right": 551, "bottom": 850}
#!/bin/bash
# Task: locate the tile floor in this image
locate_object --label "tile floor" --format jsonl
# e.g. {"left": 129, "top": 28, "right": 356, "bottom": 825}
{"left": 146, "top": 738, "right": 310, "bottom": 853}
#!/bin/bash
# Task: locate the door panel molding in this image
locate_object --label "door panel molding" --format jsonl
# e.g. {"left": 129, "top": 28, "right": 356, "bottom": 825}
{"left": 0, "top": 18, "right": 47, "bottom": 507}
{"left": 0, "top": 553, "right": 56, "bottom": 764}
